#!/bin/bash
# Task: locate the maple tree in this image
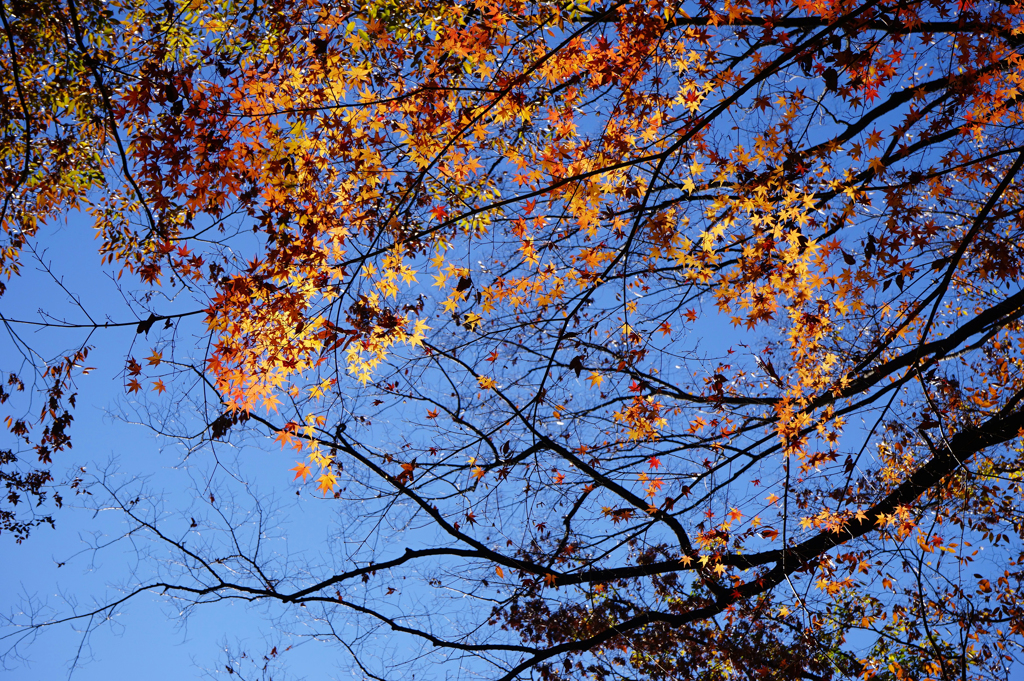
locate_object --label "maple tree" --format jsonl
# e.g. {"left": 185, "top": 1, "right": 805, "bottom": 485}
{"left": 5, "top": 0, "right": 1024, "bottom": 677}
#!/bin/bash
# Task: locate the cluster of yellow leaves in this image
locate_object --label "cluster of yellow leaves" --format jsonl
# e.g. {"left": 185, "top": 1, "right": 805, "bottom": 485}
{"left": 613, "top": 395, "right": 668, "bottom": 441}
{"left": 344, "top": 298, "right": 430, "bottom": 385}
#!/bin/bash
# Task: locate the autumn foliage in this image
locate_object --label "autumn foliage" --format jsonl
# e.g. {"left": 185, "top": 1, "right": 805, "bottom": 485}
{"left": 4, "top": 0, "right": 1024, "bottom": 677}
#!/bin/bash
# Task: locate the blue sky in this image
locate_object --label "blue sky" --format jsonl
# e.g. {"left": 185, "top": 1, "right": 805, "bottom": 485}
{"left": 0, "top": 216, "right": 349, "bottom": 681}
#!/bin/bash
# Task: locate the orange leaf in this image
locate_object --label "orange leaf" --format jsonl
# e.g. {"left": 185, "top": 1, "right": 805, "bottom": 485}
{"left": 291, "top": 462, "right": 312, "bottom": 481}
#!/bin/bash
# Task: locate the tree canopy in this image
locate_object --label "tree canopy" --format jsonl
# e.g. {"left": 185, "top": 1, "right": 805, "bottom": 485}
{"left": 4, "top": 0, "right": 1024, "bottom": 678}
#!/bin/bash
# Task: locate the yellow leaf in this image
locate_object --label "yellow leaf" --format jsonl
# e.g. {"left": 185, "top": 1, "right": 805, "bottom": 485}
{"left": 316, "top": 472, "right": 338, "bottom": 495}
{"left": 495, "top": 566, "right": 504, "bottom": 578}
{"left": 412, "top": 318, "right": 431, "bottom": 339}
{"left": 586, "top": 371, "right": 603, "bottom": 388}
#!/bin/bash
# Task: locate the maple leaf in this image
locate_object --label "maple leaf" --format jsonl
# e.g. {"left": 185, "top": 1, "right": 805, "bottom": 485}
{"left": 152, "top": 380, "right": 167, "bottom": 394}
{"left": 262, "top": 393, "right": 281, "bottom": 413}
{"left": 274, "top": 429, "right": 298, "bottom": 449}
{"left": 316, "top": 472, "right": 338, "bottom": 495}
{"left": 291, "top": 462, "right": 311, "bottom": 481}
{"left": 146, "top": 351, "right": 163, "bottom": 366}
{"left": 127, "top": 379, "right": 142, "bottom": 394}
{"left": 586, "top": 372, "right": 603, "bottom": 388}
